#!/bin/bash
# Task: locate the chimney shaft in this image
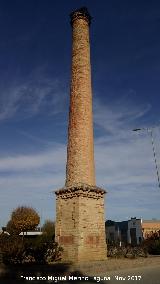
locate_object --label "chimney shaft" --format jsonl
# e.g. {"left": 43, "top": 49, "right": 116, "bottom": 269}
{"left": 65, "top": 7, "right": 95, "bottom": 187}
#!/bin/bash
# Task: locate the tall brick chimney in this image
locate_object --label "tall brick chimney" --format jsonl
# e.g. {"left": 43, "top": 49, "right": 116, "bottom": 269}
{"left": 65, "top": 7, "right": 95, "bottom": 187}
{"left": 55, "top": 7, "right": 107, "bottom": 262}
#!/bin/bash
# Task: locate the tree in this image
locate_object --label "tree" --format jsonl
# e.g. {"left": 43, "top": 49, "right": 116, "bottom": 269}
{"left": 6, "top": 220, "right": 19, "bottom": 235}
{"left": 8, "top": 206, "right": 40, "bottom": 235}
{"left": 105, "top": 220, "right": 115, "bottom": 227}
{"left": 42, "top": 220, "right": 55, "bottom": 241}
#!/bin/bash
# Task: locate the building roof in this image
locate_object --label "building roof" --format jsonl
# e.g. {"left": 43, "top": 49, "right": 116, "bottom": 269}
{"left": 142, "top": 220, "right": 160, "bottom": 223}
{"left": 0, "top": 231, "right": 10, "bottom": 235}
{"left": 19, "top": 231, "right": 43, "bottom": 236}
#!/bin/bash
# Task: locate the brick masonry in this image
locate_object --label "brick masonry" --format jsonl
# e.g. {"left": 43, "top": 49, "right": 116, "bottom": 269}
{"left": 142, "top": 220, "right": 160, "bottom": 239}
{"left": 65, "top": 9, "right": 95, "bottom": 187}
{"left": 55, "top": 8, "right": 107, "bottom": 262}
{"left": 55, "top": 184, "right": 107, "bottom": 262}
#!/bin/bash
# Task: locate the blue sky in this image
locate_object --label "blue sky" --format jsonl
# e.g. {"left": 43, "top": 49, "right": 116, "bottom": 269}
{"left": 0, "top": 0, "right": 160, "bottom": 227}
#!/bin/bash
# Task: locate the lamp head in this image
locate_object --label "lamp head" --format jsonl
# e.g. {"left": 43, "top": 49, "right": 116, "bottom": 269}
{"left": 133, "top": 128, "right": 141, "bottom": 132}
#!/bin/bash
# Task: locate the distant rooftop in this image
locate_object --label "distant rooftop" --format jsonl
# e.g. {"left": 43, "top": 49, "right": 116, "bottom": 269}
{"left": 142, "top": 220, "right": 160, "bottom": 223}
{"left": 19, "top": 231, "right": 42, "bottom": 236}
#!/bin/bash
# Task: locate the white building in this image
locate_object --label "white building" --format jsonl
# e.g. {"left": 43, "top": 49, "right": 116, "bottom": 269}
{"left": 127, "top": 217, "right": 143, "bottom": 245}
{"left": 106, "top": 217, "right": 143, "bottom": 245}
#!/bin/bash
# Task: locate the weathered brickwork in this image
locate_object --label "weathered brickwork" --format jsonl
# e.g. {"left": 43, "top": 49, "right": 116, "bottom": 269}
{"left": 65, "top": 10, "right": 95, "bottom": 187}
{"left": 55, "top": 8, "right": 107, "bottom": 262}
{"left": 142, "top": 220, "right": 160, "bottom": 239}
{"left": 55, "top": 184, "right": 107, "bottom": 262}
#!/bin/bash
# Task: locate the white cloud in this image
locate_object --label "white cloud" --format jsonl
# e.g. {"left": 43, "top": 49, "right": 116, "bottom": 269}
{"left": 0, "top": 70, "right": 67, "bottom": 121}
{"left": 94, "top": 97, "right": 151, "bottom": 134}
{"left": 0, "top": 96, "right": 160, "bottom": 226}
{"left": 93, "top": 98, "right": 153, "bottom": 184}
{"left": 0, "top": 144, "right": 66, "bottom": 172}
{"left": 0, "top": 144, "right": 67, "bottom": 226}
{"left": 93, "top": 98, "right": 160, "bottom": 220}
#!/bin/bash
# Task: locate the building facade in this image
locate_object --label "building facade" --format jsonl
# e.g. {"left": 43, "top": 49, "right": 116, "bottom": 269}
{"left": 106, "top": 217, "right": 160, "bottom": 245}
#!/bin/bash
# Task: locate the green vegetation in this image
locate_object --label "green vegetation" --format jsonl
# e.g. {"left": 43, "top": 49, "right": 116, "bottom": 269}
{"left": 42, "top": 219, "right": 55, "bottom": 241}
{"left": 0, "top": 207, "right": 62, "bottom": 264}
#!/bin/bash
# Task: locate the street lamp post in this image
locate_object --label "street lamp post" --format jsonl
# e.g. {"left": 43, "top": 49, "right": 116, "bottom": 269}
{"left": 133, "top": 128, "right": 160, "bottom": 189}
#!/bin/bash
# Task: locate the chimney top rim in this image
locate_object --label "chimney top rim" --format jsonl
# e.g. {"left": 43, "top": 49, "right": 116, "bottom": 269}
{"left": 70, "top": 7, "right": 92, "bottom": 26}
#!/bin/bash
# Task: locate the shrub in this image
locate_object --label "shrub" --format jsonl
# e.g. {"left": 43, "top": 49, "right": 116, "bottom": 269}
{"left": 0, "top": 233, "right": 63, "bottom": 264}
{"left": 44, "top": 242, "right": 63, "bottom": 263}
{"left": 143, "top": 231, "right": 160, "bottom": 255}
{"left": 107, "top": 243, "right": 148, "bottom": 258}
{"left": 144, "top": 239, "right": 160, "bottom": 255}
{"left": 0, "top": 233, "right": 25, "bottom": 264}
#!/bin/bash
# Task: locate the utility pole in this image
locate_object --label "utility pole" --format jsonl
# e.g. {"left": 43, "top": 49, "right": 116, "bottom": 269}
{"left": 133, "top": 127, "right": 160, "bottom": 189}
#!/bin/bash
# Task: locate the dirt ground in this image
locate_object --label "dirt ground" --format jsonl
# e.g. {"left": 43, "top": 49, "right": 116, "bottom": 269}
{"left": 72, "top": 256, "right": 160, "bottom": 275}
{"left": 0, "top": 256, "right": 160, "bottom": 279}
